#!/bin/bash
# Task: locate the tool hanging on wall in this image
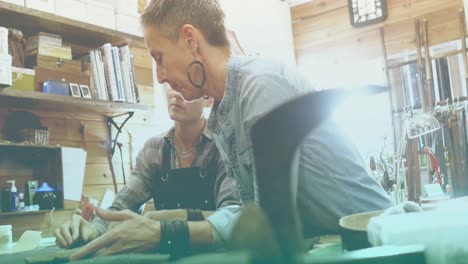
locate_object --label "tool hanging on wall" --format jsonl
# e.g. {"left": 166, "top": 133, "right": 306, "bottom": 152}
{"left": 415, "top": 19, "right": 428, "bottom": 113}
{"left": 435, "top": 102, "right": 468, "bottom": 197}
{"left": 423, "top": 19, "right": 435, "bottom": 113}
{"left": 459, "top": 9, "right": 468, "bottom": 96}
{"left": 380, "top": 28, "right": 398, "bottom": 155}
{"left": 423, "top": 147, "right": 443, "bottom": 185}
{"left": 79, "top": 121, "right": 88, "bottom": 150}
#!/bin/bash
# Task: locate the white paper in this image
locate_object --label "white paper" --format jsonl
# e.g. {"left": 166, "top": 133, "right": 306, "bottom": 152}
{"left": 100, "top": 189, "right": 116, "bottom": 209}
{"left": 0, "top": 230, "right": 42, "bottom": 255}
{"left": 62, "top": 147, "right": 87, "bottom": 201}
{"left": 424, "top": 183, "right": 445, "bottom": 197}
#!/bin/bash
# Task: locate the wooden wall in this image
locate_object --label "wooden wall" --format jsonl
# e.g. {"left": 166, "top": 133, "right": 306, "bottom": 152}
{"left": 0, "top": 45, "right": 155, "bottom": 240}
{"left": 291, "top": 0, "right": 464, "bottom": 68}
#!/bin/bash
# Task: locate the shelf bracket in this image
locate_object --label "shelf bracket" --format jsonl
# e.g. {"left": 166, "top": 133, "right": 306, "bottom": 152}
{"left": 107, "top": 112, "right": 134, "bottom": 156}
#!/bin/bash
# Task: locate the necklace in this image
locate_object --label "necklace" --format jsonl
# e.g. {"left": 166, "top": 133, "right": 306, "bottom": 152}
{"left": 174, "top": 146, "right": 195, "bottom": 159}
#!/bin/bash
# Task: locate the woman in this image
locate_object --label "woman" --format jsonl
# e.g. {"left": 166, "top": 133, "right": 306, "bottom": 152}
{"left": 68, "top": 0, "right": 392, "bottom": 260}
{"left": 54, "top": 85, "right": 241, "bottom": 251}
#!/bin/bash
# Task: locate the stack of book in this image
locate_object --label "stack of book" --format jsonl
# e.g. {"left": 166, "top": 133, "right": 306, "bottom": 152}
{"left": 81, "top": 43, "right": 139, "bottom": 103}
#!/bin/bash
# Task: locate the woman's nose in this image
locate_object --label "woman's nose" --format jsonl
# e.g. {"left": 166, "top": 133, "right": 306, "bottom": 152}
{"left": 156, "top": 65, "right": 167, "bottom": 84}
{"left": 167, "top": 87, "right": 182, "bottom": 99}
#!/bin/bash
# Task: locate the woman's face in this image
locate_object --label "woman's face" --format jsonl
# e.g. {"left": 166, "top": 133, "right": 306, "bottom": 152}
{"left": 165, "top": 85, "right": 208, "bottom": 122}
{"left": 145, "top": 26, "right": 204, "bottom": 101}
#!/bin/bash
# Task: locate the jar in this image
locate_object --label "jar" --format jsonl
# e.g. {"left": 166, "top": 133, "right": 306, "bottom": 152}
{"left": 33, "top": 182, "right": 56, "bottom": 210}
{"left": 0, "top": 225, "right": 12, "bottom": 249}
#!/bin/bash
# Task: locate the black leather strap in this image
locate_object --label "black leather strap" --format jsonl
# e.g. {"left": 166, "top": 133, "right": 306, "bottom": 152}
{"left": 186, "top": 208, "right": 204, "bottom": 221}
{"left": 159, "top": 220, "right": 190, "bottom": 256}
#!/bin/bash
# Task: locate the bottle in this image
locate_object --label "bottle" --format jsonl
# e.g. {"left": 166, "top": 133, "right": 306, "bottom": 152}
{"left": 6, "top": 181, "right": 18, "bottom": 211}
{"left": 18, "top": 192, "right": 25, "bottom": 211}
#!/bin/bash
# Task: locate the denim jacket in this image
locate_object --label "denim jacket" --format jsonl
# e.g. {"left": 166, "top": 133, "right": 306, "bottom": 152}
{"left": 207, "top": 56, "right": 393, "bottom": 240}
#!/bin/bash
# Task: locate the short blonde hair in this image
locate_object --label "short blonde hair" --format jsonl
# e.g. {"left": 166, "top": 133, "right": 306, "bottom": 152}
{"left": 141, "top": 0, "right": 229, "bottom": 47}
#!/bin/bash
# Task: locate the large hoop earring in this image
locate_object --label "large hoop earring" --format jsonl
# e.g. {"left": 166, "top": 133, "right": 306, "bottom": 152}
{"left": 187, "top": 60, "right": 206, "bottom": 89}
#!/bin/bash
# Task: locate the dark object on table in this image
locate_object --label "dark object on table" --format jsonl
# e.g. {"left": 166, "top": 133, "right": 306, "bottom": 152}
{"left": 303, "top": 244, "right": 426, "bottom": 264}
{"left": 8, "top": 28, "right": 26, "bottom": 68}
{"left": 2, "top": 111, "right": 43, "bottom": 142}
{"left": 338, "top": 210, "right": 382, "bottom": 251}
{"left": 250, "top": 89, "right": 346, "bottom": 264}
{"left": 33, "top": 182, "right": 56, "bottom": 210}
{"left": 1, "top": 189, "right": 11, "bottom": 212}
{"left": 25, "top": 251, "right": 170, "bottom": 264}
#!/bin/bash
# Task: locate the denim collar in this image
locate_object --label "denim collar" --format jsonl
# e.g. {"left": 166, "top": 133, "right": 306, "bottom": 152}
{"left": 208, "top": 56, "right": 243, "bottom": 132}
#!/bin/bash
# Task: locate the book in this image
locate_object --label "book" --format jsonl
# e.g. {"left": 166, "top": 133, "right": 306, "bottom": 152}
{"left": 129, "top": 55, "right": 140, "bottom": 103}
{"left": 111, "top": 46, "right": 125, "bottom": 101}
{"left": 95, "top": 50, "right": 109, "bottom": 101}
{"left": 119, "top": 45, "right": 135, "bottom": 103}
{"left": 100, "top": 43, "right": 119, "bottom": 101}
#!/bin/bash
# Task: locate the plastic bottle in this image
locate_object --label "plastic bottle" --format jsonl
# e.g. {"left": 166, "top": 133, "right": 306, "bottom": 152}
{"left": 7, "top": 180, "right": 18, "bottom": 211}
{"left": 18, "top": 192, "right": 25, "bottom": 210}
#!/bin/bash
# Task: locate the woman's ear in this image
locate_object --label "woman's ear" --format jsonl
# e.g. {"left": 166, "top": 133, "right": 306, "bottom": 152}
{"left": 204, "top": 97, "right": 214, "bottom": 108}
{"left": 181, "top": 24, "right": 197, "bottom": 48}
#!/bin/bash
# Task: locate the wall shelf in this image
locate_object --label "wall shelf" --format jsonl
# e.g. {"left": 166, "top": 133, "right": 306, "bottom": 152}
{"left": 0, "top": 88, "right": 149, "bottom": 116}
{"left": 0, "top": 2, "right": 145, "bottom": 50}
{"left": 0, "top": 142, "right": 60, "bottom": 149}
{"left": 0, "top": 209, "right": 53, "bottom": 217}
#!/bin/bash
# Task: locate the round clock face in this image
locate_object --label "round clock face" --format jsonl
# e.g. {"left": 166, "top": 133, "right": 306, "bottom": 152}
{"left": 349, "top": 0, "right": 387, "bottom": 27}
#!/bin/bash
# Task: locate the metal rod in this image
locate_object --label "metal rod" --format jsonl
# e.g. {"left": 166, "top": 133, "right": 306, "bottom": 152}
{"left": 423, "top": 19, "right": 435, "bottom": 112}
{"left": 416, "top": 19, "right": 431, "bottom": 149}
{"left": 380, "top": 28, "right": 398, "bottom": 155}
{"left": 415, "top": 19, "right": 427, "bottom": 112}
{"left": 388, "top": 49, "right": 463, "bottom": 69}
{"left": 459, "top": 9, "right": 468, "bottom": 96}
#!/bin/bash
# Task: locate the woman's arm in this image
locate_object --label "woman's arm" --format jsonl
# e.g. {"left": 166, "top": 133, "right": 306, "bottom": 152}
{"left": 69, "top": 208, "right": 215, "bottom": 260}
{"left": 92, "top": 139, "right": 160, "bottom": 233}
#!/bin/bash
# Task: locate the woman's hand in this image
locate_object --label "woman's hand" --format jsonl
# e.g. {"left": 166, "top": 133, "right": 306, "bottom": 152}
{"left": 144, "top": 209, "right": 187, "bottom": 221}
{"left": 69, "top": 207, "right": 161, "bottom": 261}
{"left": 54, "top": 214, "right": 99, "bottom": 249}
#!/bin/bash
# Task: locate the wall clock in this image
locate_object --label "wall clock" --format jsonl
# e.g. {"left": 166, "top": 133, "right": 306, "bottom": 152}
{"left": 348, "top": 0, "right": 388, "bottom": 27}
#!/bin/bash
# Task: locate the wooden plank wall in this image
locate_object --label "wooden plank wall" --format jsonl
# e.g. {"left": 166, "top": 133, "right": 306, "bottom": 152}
{"left": 0, "top": 45, "right": 155, "bottom": 240}
{"left": 291, "top": 0, "right": 464, "bottom": 67}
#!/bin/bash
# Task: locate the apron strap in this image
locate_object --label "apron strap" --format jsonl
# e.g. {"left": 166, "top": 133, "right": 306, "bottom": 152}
{"left": 200, "top": 143, "right": 218, "bottom": 178}
{"left": 162, "top": 138, "right": 172, "bottom": 175}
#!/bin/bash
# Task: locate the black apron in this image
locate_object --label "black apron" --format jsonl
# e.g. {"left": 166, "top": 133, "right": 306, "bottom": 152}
{"left": 152, "top": 138, "right": 217, "bottom": 210}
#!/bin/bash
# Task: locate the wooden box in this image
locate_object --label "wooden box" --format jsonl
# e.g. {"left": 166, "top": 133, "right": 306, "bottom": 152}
{"left": 0, "top": 144, "right": 85, "bottom": 212}
{"left": 34, "top": 67, "right": 89, "bottom": 92}
{"left": 26, "top": 32, "right": 62, "bottom": 52}
{"left": 26, "top": 55, "right": 81, "bottom": 73}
